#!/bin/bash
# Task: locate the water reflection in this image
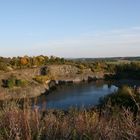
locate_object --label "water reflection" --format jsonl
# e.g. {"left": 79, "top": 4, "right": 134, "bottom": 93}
{"left": 35, "top": 79, "right": 140, "bottom": 110}
{"left": 36, "top": 80, "right": 118, "bottom": 110}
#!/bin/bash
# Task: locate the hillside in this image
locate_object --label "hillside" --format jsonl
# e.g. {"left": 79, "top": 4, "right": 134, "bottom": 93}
{"left": 0, "top": 64, "right": 106, "bottom": 100}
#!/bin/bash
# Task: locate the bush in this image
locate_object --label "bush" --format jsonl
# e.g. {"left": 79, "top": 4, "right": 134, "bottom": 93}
{"left": 2, "top": 76, "right": 28, "bottom": 88}
{"left": 99, "top": 86, "right": 140, "bottom": 112}
{"left": 77, "top": 64, "right": 86, "bottom": 69}
{"left": 6, "top": 79, "right": 15, "bottom": 88}
{"left": 15, "top": 79, "right": 28, "bottom": 87}
{"left": 33, "top": 75, "right": 53, "bottom": 83}
{"left": 0, "top": 62, "right": 8, "bottom": 71}
{"left": 4, "top": 75, "right": 16, "bottom": 88}
{"left": 0, "top": 101, "right": 139, "bottom": 140}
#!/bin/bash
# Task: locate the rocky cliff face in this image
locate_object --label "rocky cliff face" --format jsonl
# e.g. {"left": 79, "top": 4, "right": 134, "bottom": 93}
{"left": 47, "top": 65, "right": 96, "bottom": 81}
{"left": 0, "top": 64, "right": 106, "bottom": 100}
{"left": 48, "top": 65, "right": 79, "bottom": 76}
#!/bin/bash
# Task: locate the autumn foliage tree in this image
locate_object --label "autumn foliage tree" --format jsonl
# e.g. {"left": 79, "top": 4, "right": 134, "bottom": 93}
{"left": 20, "top": 57, "right": 28, "bottom": 65}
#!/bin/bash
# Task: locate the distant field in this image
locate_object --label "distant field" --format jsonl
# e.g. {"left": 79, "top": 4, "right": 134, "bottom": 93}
{"left": 70, "top": 57, "right": 140, "bottom": 64}
{"left": 106, "top": 60, "right": 140, "bottom": 65}
{"left": 106, "top": 60, "right": 131, "bottom": 64}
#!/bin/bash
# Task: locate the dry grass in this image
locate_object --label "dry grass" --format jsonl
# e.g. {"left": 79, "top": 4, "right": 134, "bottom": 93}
{"left": 0, "top": 101, "right": 140, "bottom": 140}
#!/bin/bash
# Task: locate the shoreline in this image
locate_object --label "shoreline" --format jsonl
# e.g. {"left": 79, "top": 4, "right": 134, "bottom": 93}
{"left": 0, "top": 73, "right": 105, "bottom": 100}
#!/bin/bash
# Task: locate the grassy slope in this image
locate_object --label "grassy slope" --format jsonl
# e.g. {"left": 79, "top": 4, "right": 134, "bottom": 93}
{"left": 0, "top": 101, "right": 139, "bottom": 140}
{"left": 0, "top": 86, "right": 140, "bottom": 140}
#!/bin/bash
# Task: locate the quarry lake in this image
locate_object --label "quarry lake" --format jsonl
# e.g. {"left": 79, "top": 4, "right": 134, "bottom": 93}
{"left": 35, "top": 80, "right": 140, "bottom": 110}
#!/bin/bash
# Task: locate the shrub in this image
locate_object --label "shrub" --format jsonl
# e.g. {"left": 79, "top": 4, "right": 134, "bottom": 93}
{"left": 33, "top": 75, "right": 53, "bottom": 84}
{"left": 15, "top": 79, "right": 28, "bottom": 87}
{"left": 99, "top": 86, "right": 140, "bottom": 112}
{"left": 20, "top": 57, "right": 28, "bottom": 65}
{"left": 5, "top": 75, "right": 16, "bottom": 88}
{"left": 0, "top": 62, "right": 8, "bottom": 71}
{"left": 6, "top": 79, "right": 15, "bottom": 88}
{"left": 77, "top": 64, "right": 86, "bottom": 69}
{"left": 0, "top": 101, "right": 139, "bottom": 140}
{"left": 2, "top": 76, "right": 28, "bottom": 88}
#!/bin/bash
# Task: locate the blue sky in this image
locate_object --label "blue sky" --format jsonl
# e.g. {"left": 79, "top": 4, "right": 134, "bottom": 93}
{"left": 0, "top": 0, "right": 140, "bottom": 58}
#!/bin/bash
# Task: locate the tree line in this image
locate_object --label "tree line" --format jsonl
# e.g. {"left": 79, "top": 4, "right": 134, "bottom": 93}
{"left": 0, "top": 55, "right": 66, "bottom": 71}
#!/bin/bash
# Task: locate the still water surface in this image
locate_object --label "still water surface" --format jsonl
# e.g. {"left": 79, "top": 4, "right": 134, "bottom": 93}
{"left": 36, "top": 81, "right": 118, "bottom": 110}
{"left": 36, "top": 80, "right": 140, "bottom": 110}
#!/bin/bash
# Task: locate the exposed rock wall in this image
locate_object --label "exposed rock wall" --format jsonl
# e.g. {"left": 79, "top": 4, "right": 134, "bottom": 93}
{"left": 0, "top": 64, "right": 106, "bottom": 100}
